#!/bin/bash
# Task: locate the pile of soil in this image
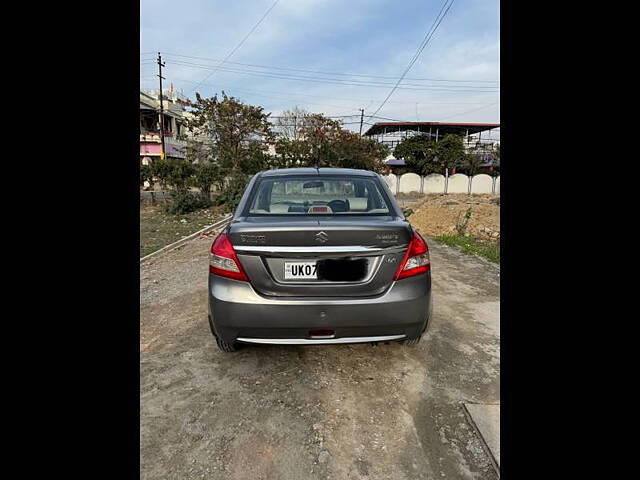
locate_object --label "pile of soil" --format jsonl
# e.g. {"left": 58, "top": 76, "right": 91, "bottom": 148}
{"left": 407, "top": 194, "right": 500, "bottom": 240}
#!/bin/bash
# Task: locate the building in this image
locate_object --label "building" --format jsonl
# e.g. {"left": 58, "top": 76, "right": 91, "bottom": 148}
{"left": 363, "top": 121, "right": 500, "bottom": 174}
{"left": 139, "top": 87, "right": 190, "bottom": 164}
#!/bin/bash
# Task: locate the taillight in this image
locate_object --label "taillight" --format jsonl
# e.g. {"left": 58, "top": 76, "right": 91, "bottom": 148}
{"left": 209, "top": 233, "right": 249, "bottom": 282}
{"left": 394, "top": 232, "right": 430, "bottom": 280}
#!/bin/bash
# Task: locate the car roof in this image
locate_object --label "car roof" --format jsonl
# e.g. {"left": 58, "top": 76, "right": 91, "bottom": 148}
{"left": 258, "top": 167, "right": 378, "bottom": 178}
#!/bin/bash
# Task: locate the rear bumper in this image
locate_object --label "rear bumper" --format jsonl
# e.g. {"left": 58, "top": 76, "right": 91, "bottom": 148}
{"left": 208, "top": 273, "right": 432, "bottom": 345}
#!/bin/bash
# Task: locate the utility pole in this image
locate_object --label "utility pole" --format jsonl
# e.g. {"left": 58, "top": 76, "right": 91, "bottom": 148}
{"left": 157, "top": 52, "right": 166, "bottom": 160}
{"left": 359, "top": 108, "right": 365, "bottom": 136}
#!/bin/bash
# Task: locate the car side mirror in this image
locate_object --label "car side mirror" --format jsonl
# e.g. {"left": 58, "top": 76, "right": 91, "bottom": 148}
{"left": 402, "top": 208, "right": 414, "bottom": 218}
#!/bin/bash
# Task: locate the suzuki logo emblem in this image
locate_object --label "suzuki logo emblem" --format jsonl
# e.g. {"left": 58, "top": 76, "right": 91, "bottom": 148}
{"left": 315, "top": 231, "right": 329, "bottom": 243}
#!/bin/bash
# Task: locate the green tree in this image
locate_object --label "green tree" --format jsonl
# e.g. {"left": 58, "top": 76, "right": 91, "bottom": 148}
{"left": 298, "top": 114, "right": 344, "bottom": 167}
{"left": 435, "top": 134, "right": 467, "bottom": 173}
{"left": 213, "top": 171, "right": 251, "bottom": 213}
{"left": 182, "top": 92, "right": 274, "bottom": 210}
{"left": 273, "top": 113, "right": 388, "bottom": 172}
{"left": 162, "top": 159, "right": 217, "bottom": 214}
{"left": 490, "top": 144, "right": 500, "bottom": 176}
{"left": 184, "top": 91, "right": 274, "bottom": 175}
{"left": 273, "top": 137, "right": 311, "bottom": 169}
{"left": 331, "top": 129, "right": 388, "bottom": 172}
{"left": 140, "top": 163, "right": 156, "bottom": 204}
{"left": 393, "top": 134, "right": 439, "bottom": 175}
{"left": 167, "top": 158, "right": 195, "bottom": 193}
{"left": 150, "top": 157, "right": 172, "bottom": 190}
{"left": 460, "top": 151, "right": 484, "bottom": 176}
{"left": 193, "top": 161, "right": 220, "bottom": 200}
{"left": 140, "top": 164, "right": 153, "bottom": 189}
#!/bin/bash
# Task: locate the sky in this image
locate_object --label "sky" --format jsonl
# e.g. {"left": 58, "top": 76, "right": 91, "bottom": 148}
{"left": 140, "top": 0, "right": 499, "bottom": 135}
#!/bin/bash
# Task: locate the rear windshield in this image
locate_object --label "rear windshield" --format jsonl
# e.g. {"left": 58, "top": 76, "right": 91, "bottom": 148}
{"left": 246, "top": 175, "right": 392, "bottom": 215}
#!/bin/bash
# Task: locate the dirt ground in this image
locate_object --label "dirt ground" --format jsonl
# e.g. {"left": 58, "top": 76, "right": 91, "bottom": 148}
{"left": 407, "top": 194, "right": 500, "bottom": 241}
{"left": 140, "top": 203, "right": 227, "bottom": 257}
{"left": 140, "top": 233, "right": 500, "bottom": 480}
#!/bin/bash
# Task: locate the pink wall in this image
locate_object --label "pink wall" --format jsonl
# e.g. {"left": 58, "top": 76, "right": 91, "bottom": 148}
{"left": 140, "top": 143, "right": 162, "bottom": 155}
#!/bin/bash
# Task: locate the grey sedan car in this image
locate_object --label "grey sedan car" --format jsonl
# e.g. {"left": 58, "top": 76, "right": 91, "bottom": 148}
{"left": 207, "top": 168, "right": 432, "bottom": 352}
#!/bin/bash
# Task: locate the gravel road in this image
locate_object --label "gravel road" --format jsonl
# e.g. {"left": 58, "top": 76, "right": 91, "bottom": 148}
{"left": 140, "top": 232, "right": 500, "bottom": 480}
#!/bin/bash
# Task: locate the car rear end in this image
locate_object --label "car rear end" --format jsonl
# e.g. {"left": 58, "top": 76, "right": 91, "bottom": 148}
{"left": 207, "top": 168, "right": 432, "bottom": 351}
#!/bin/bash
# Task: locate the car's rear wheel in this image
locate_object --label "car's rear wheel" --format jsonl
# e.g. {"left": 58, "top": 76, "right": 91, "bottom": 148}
{"left": 208, "top": 315, "right": 238, "bottom": 352}
{"left": 215, "top": 336, "right": 238, "bottom": 352}
{"left": 404, "top": 336, "right": 422, "bottom": 346}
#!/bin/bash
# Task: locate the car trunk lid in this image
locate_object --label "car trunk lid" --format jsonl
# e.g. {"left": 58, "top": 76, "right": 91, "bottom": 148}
{"left": 229, "top": 216, "right": 411, "bottom": 297}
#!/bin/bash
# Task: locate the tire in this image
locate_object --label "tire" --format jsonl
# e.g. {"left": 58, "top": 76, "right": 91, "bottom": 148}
{"left": 208, "top": 315, "right": 237, "bottom": 352}
{"left": 406, "top": 314, "right": 430, "bottom": 346}
{"left": 215, "top": 335, "right": 238, "bottom": 352}
{"left": 404, "top": 336, "right": 422, "bottom": 346}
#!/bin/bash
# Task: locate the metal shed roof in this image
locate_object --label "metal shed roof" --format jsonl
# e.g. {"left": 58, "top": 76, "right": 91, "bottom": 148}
{"left": 364, "top": 121, "right": 500, "bottom": 137}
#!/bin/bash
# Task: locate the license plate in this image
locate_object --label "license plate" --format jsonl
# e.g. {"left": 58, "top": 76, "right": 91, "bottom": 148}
{"left": 284, "top": 261, "right": 318, "bottom": 280}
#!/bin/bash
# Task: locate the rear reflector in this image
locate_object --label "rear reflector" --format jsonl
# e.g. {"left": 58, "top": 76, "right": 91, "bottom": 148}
{"left": 210, "top": 233, "right": 249, "bottom": 282}
{"left": 394, "top": 232, "right": 430, "bottom": 280}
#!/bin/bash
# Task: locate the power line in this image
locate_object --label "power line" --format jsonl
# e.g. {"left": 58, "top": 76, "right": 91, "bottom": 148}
{"left": 370, "top": 0, "right": 456, "bottom": 119}
{"left": 368, "top": 115, "right": 413, "bottom": 122}
{"left": 161, "top": 76, "right": 499, "bottom": 120}
{"left": 190, "top": 0, "right": 281, "bottom": 93}
{"left": 436, "top": 101, "right": 499, "bottom": 121}
{"left": 154, "top": 76, "right": 497, "bottom": 107}
{"left": 270, "top": 114, "right": 359, "bottom": 119}
{"left": 169, "top": 60, "right": 498, "bottom": 93}
{"left": 168, "top": 59, "right": 498, "bottom": 91}
{"left": 161, "top": 51, "right": 499, "bottom": 84}
{"left": 171, "top": 78, "right": 371, "bottom": 110}
{"left": 168, "top": 58, "right": 499, "bottom": 90}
